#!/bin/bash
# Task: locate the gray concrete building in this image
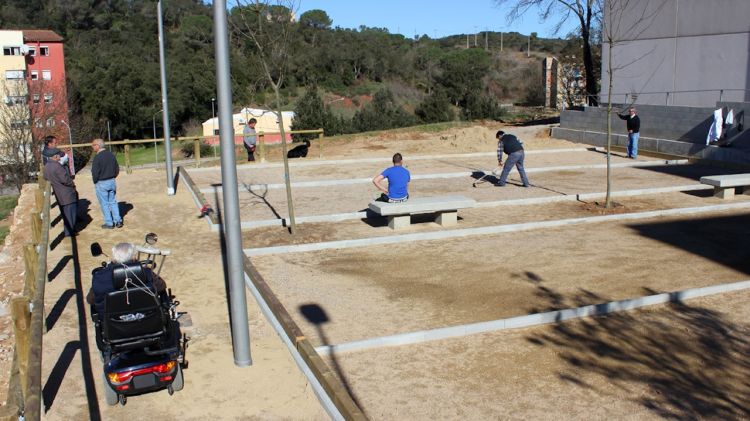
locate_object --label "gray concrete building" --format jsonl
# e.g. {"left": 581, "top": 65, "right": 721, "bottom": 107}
{"left": 600, "top": 0, "right": 750, "bottom": 107}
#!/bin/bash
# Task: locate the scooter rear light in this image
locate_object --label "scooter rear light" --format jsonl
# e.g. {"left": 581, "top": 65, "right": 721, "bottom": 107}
{"left": 116, "top": 385, "right": 130, "bottom": 391}
{"left": 107, "top": 361, "right": 177, "bottom": 385}
{"left": 160, "top": 375, "right": 173, "bottom": 382}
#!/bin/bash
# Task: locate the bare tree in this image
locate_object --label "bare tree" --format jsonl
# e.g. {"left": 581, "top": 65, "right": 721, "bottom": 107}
{"left": 231, "top": 0, "right": 299, "bottom": 234}
{"left": 495, "top": 0, "right": 601, "bottom": 105}
{"left": 0, "top": 81, "right": 35, "bottom": 191}
{"left": 601, "top": 0, "right": 664, "bottom": 208}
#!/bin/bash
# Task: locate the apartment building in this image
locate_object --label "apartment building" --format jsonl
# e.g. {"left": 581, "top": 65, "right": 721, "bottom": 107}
{"left": 0, "top": 29, "right": 68, "bottom": 166}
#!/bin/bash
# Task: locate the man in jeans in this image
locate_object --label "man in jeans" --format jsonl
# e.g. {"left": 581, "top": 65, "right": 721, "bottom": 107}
{"left": 91, "top": 138, "right": 123, "bottom": 229}
{"left": 617, "top": 107, "right": 640, "bottom": 159}
{"left": 373, "top": 153, "right": 411, "bottom": 202}
{"left": 243, "top": 118, "right": 257, "bottom": 161}
{"left": 496, "top": 131, "right": 530, "bottom": 187}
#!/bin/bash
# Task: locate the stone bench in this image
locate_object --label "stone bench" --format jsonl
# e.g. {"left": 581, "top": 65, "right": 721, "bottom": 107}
{"left": 368, "top": 195, "right": 477, "bottom": 230}
{"left": 699, "top": 174, "right": 750, "bottom": 199}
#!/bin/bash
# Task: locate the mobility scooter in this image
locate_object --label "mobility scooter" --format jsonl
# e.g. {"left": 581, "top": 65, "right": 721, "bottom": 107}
{"left": 90, "top": 233, "right": 188, "bottom": 405}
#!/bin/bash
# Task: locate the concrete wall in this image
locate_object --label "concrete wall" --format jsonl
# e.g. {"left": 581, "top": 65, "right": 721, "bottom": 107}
{"left": 600, "top": 0, "right": 750, "bottom": 107}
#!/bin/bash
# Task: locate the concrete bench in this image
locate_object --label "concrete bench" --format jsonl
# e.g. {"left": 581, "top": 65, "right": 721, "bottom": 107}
{"left": 700, "top": 174, "right": 750, "bottom": 199}
{"left": 368, "top": 195, "right": 477, "bottom": 230}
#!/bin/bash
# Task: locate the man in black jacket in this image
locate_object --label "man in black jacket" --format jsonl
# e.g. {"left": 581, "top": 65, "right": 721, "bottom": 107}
{"left": 91, "top": 138, "right": 123, "bottom": 229}
{"left": 496, "top": 131, "right": 530, "bottom": 187}
{"left": 617, "top": 107, "right": 641, "bottom": 159}
{"left": 43, "top": 148, "right": 78, "bottom": 237}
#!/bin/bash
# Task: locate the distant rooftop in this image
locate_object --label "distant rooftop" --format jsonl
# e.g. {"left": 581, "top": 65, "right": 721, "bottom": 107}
{"left": 22, "top": 30, "right": 63, "bottom": 43}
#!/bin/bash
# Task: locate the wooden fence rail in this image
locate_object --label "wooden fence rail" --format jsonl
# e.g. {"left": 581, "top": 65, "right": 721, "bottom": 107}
{"left": 65, "top": 129, "right": 324, "bottom": 173}
{"left": 0, "top": 177, "right": 52, "bottom": 421}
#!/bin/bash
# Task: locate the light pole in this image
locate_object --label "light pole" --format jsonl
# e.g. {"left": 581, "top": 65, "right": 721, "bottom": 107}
{"left": 153, "top": 108, "right": 163, "bottom": 164}
{"left": 158, "top": 0, "right": 175, "bottom": 195}
{"left": 211, "top": 97, "right": 217, "bottom": 158}
{"left": 60, "top": 119, "right": 75, "bottom": 175}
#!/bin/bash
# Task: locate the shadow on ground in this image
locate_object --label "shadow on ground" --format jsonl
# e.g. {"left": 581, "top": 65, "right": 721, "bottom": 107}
{"left": 520, "top": 272, "right": 750, "bottom": 420}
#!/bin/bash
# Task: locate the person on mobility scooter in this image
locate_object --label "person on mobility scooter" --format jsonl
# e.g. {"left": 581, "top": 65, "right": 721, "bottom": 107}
{"left": 88, "top": 234, "right": 188, "bottom": 406}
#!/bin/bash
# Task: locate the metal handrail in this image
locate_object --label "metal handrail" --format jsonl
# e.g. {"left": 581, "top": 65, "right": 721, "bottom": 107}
{"left": 592, "top": 88, "right": 750, "bottom": 106}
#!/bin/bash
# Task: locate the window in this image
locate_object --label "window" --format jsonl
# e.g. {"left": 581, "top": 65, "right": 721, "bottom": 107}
{"left": 46, "top": 117, "right": 55, "bottom": 127}
{"left": 10, "top": 120, "right": 27, "bottom": 129}
{"left": 42, "top": 70, "right": 51, "bottom": 80}
{"left": 5, "top": 95, "right": 26, "bottom": 105}
{"left": 32, "top": 94, "right": 40, "bottom": 104}
{"left": 3, "top": 46, "right": 21, "bottom": 56}
{"left": 5, "top": 70, "right": 24, "bottom": 79}
{"left": 27, "top": 46, "right": 36, "bottom": 56}
{"left": 34, "top": 118, "right": 43, "bottom": 128}
{"left": 44, "top": 93, "right": 53, "bottom": 104}
{"left": 40, "top": 46, "right": 49, "bottom": 56}
{"left": 30, "top": 71, "right": 38, "bottom": 80}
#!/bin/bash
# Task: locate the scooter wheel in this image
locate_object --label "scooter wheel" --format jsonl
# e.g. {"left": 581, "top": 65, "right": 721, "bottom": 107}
{"left": 102, "top": 373, "right": 118, "bottom": 406}
{"left": 119, "top": 394, "right": 127, "bottom": 406}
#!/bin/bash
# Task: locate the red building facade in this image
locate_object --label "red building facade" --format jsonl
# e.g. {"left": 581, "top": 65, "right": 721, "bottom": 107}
{"left": 22, "top": 30, "right": 69, "bottom": 145}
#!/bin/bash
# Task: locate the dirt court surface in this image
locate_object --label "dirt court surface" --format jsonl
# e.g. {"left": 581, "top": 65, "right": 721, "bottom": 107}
{"left": 0, "top": 121, "right": 748, "bottom": 420}
{"left": 191, "top": 122, "right": 749, "bottom": 419}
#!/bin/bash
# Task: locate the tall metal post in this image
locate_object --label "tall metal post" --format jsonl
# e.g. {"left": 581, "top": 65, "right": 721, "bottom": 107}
{"left": 158, "top": 0, "right": 175, "bottom": 195}
{"left": 213, "top": 0, "right": 251, "bottom": 367}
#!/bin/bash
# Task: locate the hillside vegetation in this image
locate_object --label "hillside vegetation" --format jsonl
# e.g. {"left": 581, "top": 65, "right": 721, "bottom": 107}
{"left": 0, "top": 1, "right": 586, "bottom": 141}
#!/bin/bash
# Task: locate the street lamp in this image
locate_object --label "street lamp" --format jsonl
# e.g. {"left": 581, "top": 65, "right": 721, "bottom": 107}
{"left": 60, "top": 119, "right": 75, "bottom": 175}
{"left": 153, "top": 108, "right": 163, "bottom": 163}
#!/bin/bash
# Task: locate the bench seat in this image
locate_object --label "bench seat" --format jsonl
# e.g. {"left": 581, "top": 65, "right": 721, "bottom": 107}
{"left": 699, "top": 174, "right": 750, "bottom": 199}
{"left": 368, "top": 195, "right": 477, "bottom": 230}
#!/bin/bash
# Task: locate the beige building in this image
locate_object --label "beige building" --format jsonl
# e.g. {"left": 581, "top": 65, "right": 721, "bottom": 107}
{"left": 0, "top": 30, "right": 31, "bottom": 163}
{"left": 201, "top": 107, "right": 295, "bottom": 137}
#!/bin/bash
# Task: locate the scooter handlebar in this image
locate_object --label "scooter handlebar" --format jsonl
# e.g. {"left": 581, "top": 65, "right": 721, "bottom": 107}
{"left": 136, "top": 245, "right": 171, "bottom": 256}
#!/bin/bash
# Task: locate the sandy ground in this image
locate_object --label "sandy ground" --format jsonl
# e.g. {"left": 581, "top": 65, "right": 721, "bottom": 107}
{"left": 1, "top": 121, "right": 748, "bottom": 420}
{"left": 28, "top": 170, "right": 326, "bottom": 419}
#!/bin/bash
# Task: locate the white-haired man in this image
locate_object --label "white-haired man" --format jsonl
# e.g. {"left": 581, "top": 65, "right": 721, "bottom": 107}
{"left": 86, "top": 242, "right": 166, "bottom": 316}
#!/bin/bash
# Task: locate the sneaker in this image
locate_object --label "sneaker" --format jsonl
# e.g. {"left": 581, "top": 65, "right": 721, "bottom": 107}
{"left": 101, "top": 224, "right": 114, "bottom": 229}
{"left": 496, "top": 182, "right": 506, "bottom": 187}
{"left": 115, "top": 222, "right": 124, "bottom": 228}
{"left": 523, "top": 184, "right": 530, "bottom": 188}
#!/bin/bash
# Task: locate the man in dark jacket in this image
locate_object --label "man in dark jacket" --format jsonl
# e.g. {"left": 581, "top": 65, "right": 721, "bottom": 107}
{"left": 617, "top": 107, "right": 641, "bottom": 159}
{"left": 43, "top": 148, "right": 78, "bottom": 237}
{"left": 90, "top": 138, "right": 123, "bottom": 229}
{"left": 496, "top": 131, "right": 530, "bottom": 187}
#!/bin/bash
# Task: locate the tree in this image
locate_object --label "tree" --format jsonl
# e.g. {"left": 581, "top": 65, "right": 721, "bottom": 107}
{"left": 352, "top": 88, "right": 415, "bottom": 132}
{"left": 299, "top": 9, "right": 331, "bottom": 29}
{"left": 415, "top": 90, "right": 454, "bottom": 123}
{"left": 495, "top": 0, "right": 601, "bottom": 105}
{"left": 231, "top": 0, "right": 299, "bottom": 234}
{"left": 0, "top": 81, "right": 36, "bottom": 191}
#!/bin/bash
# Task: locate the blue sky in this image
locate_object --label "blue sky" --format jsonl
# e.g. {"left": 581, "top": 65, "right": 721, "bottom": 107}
{"left": 296, "top": 1, "right": 579, "bottom": 39}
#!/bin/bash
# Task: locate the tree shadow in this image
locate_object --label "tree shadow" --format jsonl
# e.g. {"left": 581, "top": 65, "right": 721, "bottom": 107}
{"left": 523, "top": 274, "right": 750, "bottom": 419}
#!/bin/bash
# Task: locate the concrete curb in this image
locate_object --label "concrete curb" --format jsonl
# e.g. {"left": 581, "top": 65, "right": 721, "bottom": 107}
{"left": 244, "top": 201, "right": 750, "bottom": 255}
{"left": 314, "top": 279, "right": 750, "bottom": 356}
{"left": 188, "top": 147, "right": 591, "bottom": 173}
{"left": 201, "top": 159, "right": 689, "bottom": 193}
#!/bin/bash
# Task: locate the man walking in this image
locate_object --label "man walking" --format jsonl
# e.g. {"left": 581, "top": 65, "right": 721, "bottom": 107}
{"left": 373, "top": 153, "right": 410, "bottom": 202}
{"left": 91, "top": 138, "right": 123, "bottom": 229}
{"left": 43, "top": 148, "right": 78, "bottom": 237}
{"left": 243, "top": 118, "right": 257, "bottom": 162}
{"left": 617, "top": 107, "right": 640, "bottom": 159}
{"left": 496, "top": 131, "right": 530, "bottom": 187}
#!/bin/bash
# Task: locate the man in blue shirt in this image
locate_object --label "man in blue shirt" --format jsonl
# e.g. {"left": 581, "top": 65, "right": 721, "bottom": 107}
{"left": 373, "top": 153, "right": 410, "bottom": 202}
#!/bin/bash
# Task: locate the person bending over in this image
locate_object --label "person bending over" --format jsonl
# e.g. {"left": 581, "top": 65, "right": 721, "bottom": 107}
{"left": 496, "top": 131, "right": 530, "bottom": 187}
{"left": 373, "top": 153, "right": 411, "bottom": 203}
{"left": 87, "top": 242, "right": 167, "bottom": 316}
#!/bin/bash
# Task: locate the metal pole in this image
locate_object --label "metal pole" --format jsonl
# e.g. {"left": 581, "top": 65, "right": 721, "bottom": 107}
{"left": 60, "top": 120, "right": 75, "bottom": 175}
{"left": 158, "top": 0, "right": 175, "bottom": 195}
{"left": 212, "top": 97, "right": 217, "bottom": 158}
{"left": 107, "top": 120, "right": 111, "bottom": 142}
{"left": 500, "top": 31, "right": 503, "bottom": 51}
{"left": 213, "top": 0, "right": 251, "bottom": 367}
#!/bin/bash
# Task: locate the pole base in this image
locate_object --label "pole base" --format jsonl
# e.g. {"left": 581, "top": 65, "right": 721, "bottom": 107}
{"left": 167, "top": 187, "right": 175, "bottom": 196}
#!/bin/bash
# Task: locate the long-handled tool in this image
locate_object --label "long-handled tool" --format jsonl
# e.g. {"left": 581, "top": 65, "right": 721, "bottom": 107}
{"left": 472, "top": 167, "right": 501, "bottom": 187}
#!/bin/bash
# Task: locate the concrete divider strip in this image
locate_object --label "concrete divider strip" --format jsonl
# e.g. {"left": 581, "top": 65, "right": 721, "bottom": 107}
{"left": 189, "top": 147, "right": 591, "bottom": 173}
{"left": 314, "top": 279, "right": 750, "bottom": 356}
{"left": 201, "top": 159, "right": 689, "bottom": 193}
{"left": 244, "top": 201, "right": 750, "bottom": 255}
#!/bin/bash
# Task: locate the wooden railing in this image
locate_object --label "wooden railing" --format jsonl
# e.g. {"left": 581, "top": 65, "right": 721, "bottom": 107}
{"left": 65, "top": 129, "right": 325, "bottom": 173}
{"left": 0, "top": 178, "right": 52, "bottom": 421}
